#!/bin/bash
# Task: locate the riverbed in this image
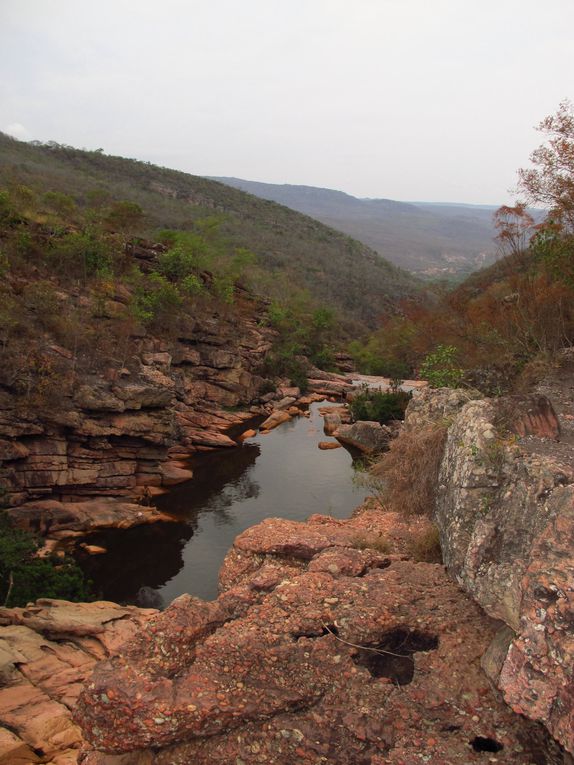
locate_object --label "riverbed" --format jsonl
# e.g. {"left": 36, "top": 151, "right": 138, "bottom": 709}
{"left": 80, "top": 402, "right": 369, "bottom": 604}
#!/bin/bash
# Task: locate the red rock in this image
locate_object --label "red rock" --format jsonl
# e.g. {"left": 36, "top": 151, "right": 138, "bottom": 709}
{"left": 259, "top": 411, "right": 291, "bottom": 432}
{"left": 237, "top": 429, "right": 257, "bottom": 441}
{"left": 318, "top": 441, "right": 342, "bottom": 450}
{"left": 74, "top": 512, "right": 551, "bottom": 764}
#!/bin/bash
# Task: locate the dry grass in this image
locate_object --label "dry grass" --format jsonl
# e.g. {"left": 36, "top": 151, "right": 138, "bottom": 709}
{"left": 349, "top": 532, "right": 390, "bottom": 554}
{"left": 372, "top": 423, "right": 448, "bottom": 516}
{"left": 407, "top": 525, "right": 443, "bottom": 563}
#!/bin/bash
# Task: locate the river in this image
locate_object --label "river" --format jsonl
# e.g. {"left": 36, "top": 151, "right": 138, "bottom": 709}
{"left": 79, "top": 402, "right": 369, "bottom": 604}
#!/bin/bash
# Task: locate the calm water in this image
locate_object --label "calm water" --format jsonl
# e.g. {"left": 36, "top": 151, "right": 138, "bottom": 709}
{"left": 80, "top": 402, "right": 369, "bottom": 604}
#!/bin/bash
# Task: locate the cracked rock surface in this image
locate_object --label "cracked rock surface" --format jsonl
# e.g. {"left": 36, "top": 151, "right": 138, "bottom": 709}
{"left": 73, "top": 510, "right": 558, "bottom": 765}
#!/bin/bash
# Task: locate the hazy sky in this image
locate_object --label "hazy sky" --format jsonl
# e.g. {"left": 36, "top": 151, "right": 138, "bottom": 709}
{"left": 1, "top": 0, "right": 572, "bottom": 204}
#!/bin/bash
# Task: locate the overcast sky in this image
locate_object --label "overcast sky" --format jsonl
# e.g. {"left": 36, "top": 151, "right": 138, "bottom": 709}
{"left": 1, "top": 0, "right": 572, "bottom": 205}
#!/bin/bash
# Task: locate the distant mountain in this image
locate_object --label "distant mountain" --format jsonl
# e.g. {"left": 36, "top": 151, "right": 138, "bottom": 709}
{"left": 212, "top": 178, "right": 501, "bottom": 278}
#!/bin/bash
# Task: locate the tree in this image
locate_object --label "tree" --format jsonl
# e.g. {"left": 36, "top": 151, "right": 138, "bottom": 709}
{"left": 0, "top": 512, "right": 91, "bottom": 607}
{"left": 517, "top": 100, "right": 574, "bottom": 232}
{"left": 493, "top": 203, "right": 536, "bottom": 261}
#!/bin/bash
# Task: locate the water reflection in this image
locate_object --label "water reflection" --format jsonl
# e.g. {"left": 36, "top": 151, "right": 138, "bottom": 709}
{"left": 77, "top": 521, "right": 193, "bottom": 603}
{"left": 82, "top": 403, "right": 369, "bottom": 604}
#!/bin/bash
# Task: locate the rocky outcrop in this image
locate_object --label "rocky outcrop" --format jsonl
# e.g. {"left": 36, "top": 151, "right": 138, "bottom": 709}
{"left": 0, "top": 599, "right": 157, "bottom": 765}
{"left": 334, "top": 420, "right": 394, "bottom": 455}
{"left": 404, "top": 386, "right": 574, "bottom": 754}
{"left": 73, "top": 509, "right": 555, "bottom": 764}
{"left": 7, "top": 498, "right": 176, "bottom": 540}
{"left": 0, "top": 282, "right": 275, "bottom": 534}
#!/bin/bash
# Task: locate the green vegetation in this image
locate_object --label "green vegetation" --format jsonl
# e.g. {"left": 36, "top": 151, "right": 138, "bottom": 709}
{"left": 0, "top": 513, "right": 92, "bottom": 607}
{"left": 418, "top": 345, "right": 464, "bottom": 389}
{"left": 349, "top": 102, "right": 574, "bottom": 395}
{"left": 0, "top": 132, "right": 420, "bottom": 330}
{"left": 348, "top": 387, "right": 411, "bottom": 424}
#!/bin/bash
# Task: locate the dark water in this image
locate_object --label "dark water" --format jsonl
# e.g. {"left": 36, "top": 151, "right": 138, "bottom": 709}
{"left": 80, "top": 402, "right": 369, "bottom": 604}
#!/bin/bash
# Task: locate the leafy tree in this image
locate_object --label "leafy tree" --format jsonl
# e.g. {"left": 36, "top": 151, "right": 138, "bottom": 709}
{"left": 105, "top": 200, "right": 144, "bottom": 232}
{"left": 419, "top": 345, "right": 464, "bottom": 388}
{"left": 349, "top": 388, "right": 411, "bottom": 424}
{"left": 0, "top": 512, "right": 92, "bottom": 607}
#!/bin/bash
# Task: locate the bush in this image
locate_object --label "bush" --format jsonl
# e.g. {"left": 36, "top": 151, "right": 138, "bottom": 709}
{"left": 372, "top": 423, "right": 448, "bottom": 516}
{"left": 349, "top": 532, "right": 390, "bottom": 554}
{"left": 408, "top": 525, "right": 443, "bottom": 563}
{"left": 0, "top": 512, "right": 92, "bottom": 607}
{"left": 418, "top": 345, "right": 464, "bottom": 388}
{"left": 132, "top": 272, "right": 182, "bottom": 326}
{"left": 261, "top": 348, "right": 309, "bottom": 391}
{"left": 349, "top": 388, "right": 411, "bottom": 424}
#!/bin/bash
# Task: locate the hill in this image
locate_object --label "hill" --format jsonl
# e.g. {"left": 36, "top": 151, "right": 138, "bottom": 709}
{"left": 212, "top": 177, "right": 500, "bottom": 278}
{"left": 0, "top": 133, "right": 419, "bottom": 328}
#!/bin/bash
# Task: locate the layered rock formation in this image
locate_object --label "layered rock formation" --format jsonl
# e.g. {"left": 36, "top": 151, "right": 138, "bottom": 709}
{"left": 0, "top": 281, "right": 274, "bottom": 536}
{"left": 0, "top": 599, "right": 157, "bottom": 764}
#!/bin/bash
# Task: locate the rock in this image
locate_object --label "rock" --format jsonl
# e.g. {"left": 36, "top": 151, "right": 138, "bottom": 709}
{"left": 0, "top": 439, "right": 30, "bottom": 461}
{"left": 273, "top": 396, "right": 297, "bottom": 410}
{"left": 74, "top": 512, "right": 552, "bottom": 764}
{"left": 238, "top": 429, "right": 257, "bottom": 441}
{"left": 7, "top": 499, "right": 177, "bottom": 537}
{"left": 323, "top": 412, "right": 342, "bottom": 435}
{"left": 404, "top": 386, "right": 482, "bottom": 431}
{"left": 141, "top": 352, "right": 172, "bottom": 367}
{"left": 334, "top": 420, "right": 393, "bottom": 455}
{"left": 276, "top": 386, "right": 300, "bottom": 398}
{"left": 80, "top": 544, "right": 107, "bottom": 555}
{"left": 318, "top": 441, "right": 342, "bottom": 450}
{"left": 159, "top": 461, "right": 193, "bottom": 486}
{"left": 505, "top": 394, "right": 561, "bottom": 440}
{"left": 413, "top": 388, "right": 574, "bottom": 753}
{"left": 0, "top": 599, "right": 156, "bottom": 764}
{"left": 74, "top": 386, "right": 125, "bottom": 412}
{"left": 0, "top": 288, "right": 275, "bottom": 516}
{"left": 259, "top": 411, "right": 291, "bottom": 432}
{"left": 307, "top": 378, "right": 354, "bottom": 397}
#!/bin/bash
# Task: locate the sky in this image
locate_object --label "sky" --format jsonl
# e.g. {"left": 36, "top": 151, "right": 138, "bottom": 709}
{"left": 0, "top": 0, "right": 573, "bottom": 205}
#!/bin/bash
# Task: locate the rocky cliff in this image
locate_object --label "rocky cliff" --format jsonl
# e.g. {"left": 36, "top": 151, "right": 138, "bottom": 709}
{"left": 0, "top": 274, "right": 275, "bottom": 539}
{"left": 403, "top": 374, "right": 574, "bottom": 755}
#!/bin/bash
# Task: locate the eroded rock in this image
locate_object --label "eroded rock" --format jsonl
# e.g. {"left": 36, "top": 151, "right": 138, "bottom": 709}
{"left": 334, "top": 420, "right": 393, "bottom": 455}
{"left": 73, "top": 511, "right": 554, "bottom": 764}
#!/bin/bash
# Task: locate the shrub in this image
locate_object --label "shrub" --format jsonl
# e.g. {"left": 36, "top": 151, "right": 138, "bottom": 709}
{"left": 261, "top": 349, "right": 309, "bottom": 391}
{"left": 372, "top": 423, "right": 448, "bottom": 516}
{"left": 0, "top": 512, "right": 92, "bottom": 607}
{"left": 132, "top": 272, "right": 182, "bottom": 326}
{"left": 407, "top": 525, "right": 442, "bottom": 563}
{"left": 349, "top": 532, "right": 390, "bottom": 554}
{"left": 349, "top": 388, "right": 411, "bottom": 424}
{"left": 418, "top": 345, "right": 464, "bottom": 388}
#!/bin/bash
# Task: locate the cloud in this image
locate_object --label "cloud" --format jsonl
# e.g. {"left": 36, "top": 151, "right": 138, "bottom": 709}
{"left": 3, "top": 122, "right": 31, "bottom": 140}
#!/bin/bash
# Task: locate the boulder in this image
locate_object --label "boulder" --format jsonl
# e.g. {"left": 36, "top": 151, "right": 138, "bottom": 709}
{"left": 318, "top": 441, "right": 342, "bottom": 450}
{"left": 259, "top": 411, "right": 291, "bottom": 432}
{"left": 272, "top": 396, "right": 297, "bottom": 410}
{"left": 334, "top": 421, "right": 393, "bottom": 455}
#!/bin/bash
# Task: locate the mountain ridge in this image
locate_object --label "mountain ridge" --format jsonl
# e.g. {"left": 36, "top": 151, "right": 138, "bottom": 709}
{"left": 0, "top": 133, "right": 420, "bottom": 328}
{"left": 211, "top": 176, "right": 501, "bottom": 277}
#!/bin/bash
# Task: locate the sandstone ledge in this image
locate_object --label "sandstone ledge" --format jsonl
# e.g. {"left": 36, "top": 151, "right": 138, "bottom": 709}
{"left": 71, "top": 510, "right": 554, "bottom": 764}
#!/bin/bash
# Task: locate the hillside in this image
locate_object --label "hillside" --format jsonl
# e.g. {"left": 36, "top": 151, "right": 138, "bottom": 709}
{"left": 213, "top": 177, "right": 500, "bottom": 278}
{"left": 0, "top": 133, "right": 420, "bottom": 328}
